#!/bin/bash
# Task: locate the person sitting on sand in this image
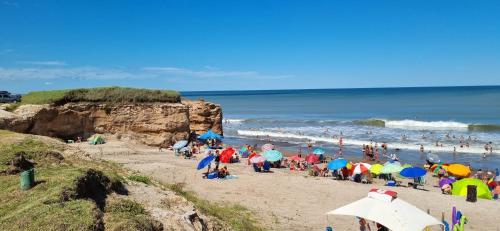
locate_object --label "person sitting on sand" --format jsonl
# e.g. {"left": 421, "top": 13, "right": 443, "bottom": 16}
{"left": 218, "top": 166, "right": 229, "bottom": 178}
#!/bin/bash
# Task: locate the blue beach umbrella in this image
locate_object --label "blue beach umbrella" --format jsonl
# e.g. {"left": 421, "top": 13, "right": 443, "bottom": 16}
{"left": 313, "top": 148, "right": 325, "bottom": 155}
{"left": 197, "top": 155, "right": 215, "bottom": 170}
{"left": 173, "top": 140, "right": 188, "bottom": 150}
{"left": 327, "top": 158, "right": 348, "bottom": 170}
{"left": 262, "top": 150, "right": 283, "bottom": 162}
{"left": 400, "top": 167, "right": 427, "bottom": 178}
{"left": 198, "top": 130, "right": 223, "bottom": 140}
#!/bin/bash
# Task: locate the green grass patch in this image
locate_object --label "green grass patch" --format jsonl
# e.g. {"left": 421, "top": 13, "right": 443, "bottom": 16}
{"left": 105, "top": 199, "right": 162, "bottom": 231}
{"left": 168, "top": 183, "right": 265, "bottom": 231}
{"left": 127, "top": 175, "right": 151, "bottom": 185}
{"left": 18, "top": 87, "right": 180, "bottom": 106}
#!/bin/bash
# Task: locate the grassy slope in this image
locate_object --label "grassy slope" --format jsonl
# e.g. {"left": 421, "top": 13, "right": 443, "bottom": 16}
{"left": 0, "top": 131, "right": 264, "bottom": 231}
{"left": 0, "top": 131, "right": 156, "bottom": 231}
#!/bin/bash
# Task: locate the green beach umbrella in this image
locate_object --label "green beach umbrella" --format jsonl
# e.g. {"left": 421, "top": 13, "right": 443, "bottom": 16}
{"left": 381, "top": 163, "right": 403, "bottom": 174}
{"left": 370, "top": 164, "right": 383, "bottom": 175}
{"left": 451, "top": 178, "right": 492, "bottom": 200}
{"left": 262, "top": 150, "right": 283, "bottom": 162}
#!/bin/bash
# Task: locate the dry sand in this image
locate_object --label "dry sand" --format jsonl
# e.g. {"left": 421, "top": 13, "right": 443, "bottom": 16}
{"left": 71, "top": 141, "right": 500, "bottom": 231}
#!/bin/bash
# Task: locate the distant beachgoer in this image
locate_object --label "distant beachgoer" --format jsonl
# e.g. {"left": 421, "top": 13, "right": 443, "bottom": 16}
{"left": 420, "top": 145, "right": 424, "bottom": 153}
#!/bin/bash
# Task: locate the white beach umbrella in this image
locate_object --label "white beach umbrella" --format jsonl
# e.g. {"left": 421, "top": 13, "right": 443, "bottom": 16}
{"left": 326, "top": 189, "right": 443, "bottom": 231}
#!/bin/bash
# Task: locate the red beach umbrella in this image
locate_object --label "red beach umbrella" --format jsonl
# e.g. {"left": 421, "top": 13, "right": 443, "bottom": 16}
{"left": 289, "top": 155, "right": 304, "bottom": 162}
{"left": 305, "top": 154, "right": 320, "bottom": 164}
{"left": 220, "top": 147, "right": 235, "bottom": 163}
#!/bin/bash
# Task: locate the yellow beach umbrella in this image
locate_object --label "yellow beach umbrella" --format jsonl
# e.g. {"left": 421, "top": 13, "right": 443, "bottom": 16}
{"left": 370, "top": 164, "right": 383, "bottom": 174}
{"left": 346, "top": 162, "right": 353, "bottom": 170}
{"left": 447, "top": 164, "right": 471, "bottom": 178}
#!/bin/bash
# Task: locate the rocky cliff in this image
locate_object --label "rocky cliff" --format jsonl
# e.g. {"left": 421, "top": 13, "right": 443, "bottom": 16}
{"left": 0, "top": 100, "right": 223, "bottom": 146}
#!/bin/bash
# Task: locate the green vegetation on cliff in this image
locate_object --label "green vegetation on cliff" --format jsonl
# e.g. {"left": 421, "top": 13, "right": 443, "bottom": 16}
{"left": 9, "top": 87, "right": 180, "bottom": 110}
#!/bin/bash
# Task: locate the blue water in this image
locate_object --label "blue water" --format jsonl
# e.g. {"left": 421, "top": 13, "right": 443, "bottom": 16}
{"left": 183, "top": 86, "right": 500, "bottom": 170}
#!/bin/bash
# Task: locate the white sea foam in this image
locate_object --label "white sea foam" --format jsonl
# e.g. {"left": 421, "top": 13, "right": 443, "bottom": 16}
{"left": 383, "top": 119, "right": 469, "bottom": 131}
{"left": 236, "top": 129, "right": 498, "bottom": 155}
{"left": 224, "top": 118, "right": 246, "bottom": 124}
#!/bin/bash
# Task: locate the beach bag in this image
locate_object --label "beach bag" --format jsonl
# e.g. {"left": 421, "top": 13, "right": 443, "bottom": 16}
{"left": 466, "top": 185, "right": 477, "bottom": 202}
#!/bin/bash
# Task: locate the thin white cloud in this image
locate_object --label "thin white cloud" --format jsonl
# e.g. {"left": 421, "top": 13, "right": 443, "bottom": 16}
{"left": 0, "top": 66, "right": 290, "bottom": 81}
{"left": 20, "top": 61, "right": 67, "bottom": 66}
{"left": 143, "top": 66, "right": 289, "bottom": 79}
{"left": 0, "top": 67, "right": 140, "bottom": 80}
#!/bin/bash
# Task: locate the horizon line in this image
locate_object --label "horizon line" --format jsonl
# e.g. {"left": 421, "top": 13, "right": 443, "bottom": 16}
{"left": 180, "top": 84, "right": 500, "bottom": 93}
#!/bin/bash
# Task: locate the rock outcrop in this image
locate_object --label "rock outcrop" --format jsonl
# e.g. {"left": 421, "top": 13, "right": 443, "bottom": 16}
{"left": 0, "top": 101, "right": 223, "bottom": 146}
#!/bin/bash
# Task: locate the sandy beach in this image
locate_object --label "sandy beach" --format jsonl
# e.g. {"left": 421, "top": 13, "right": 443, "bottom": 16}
{"left": 72, "top": 140, "right": 500, "bottom": 231}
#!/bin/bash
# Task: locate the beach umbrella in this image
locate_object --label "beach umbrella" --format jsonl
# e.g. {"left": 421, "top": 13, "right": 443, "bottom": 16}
{"left": 346, "top": 162, "right": 353, "bottom": 170}
{"left": 305, "top": 154, "right": 320, "bottom": 164}
{"left": 289, "top": 155, "right": 304, "bottom": 162}
{"left": 327, "top": 189, "right": 443, "bottom": 231}
{"left": 198, "top": 130, "right": 223, "bottom": 140}
{"left": 400, "top": 167, "right": 427, "bottom": 178}
{"left": 439, "top": 178, "right": 456, "bottom": 188}
{"left": 220, "top": 147, "right": 236, "bottom": 163}
{"left": 313, "top": 148, "right": 325, "bottom": 155}
{"left": 327, "top": 158, "right": 348, "bottom": 170}
{"left": 173, "top": 140, "right": 188, "bottom": 150}
{"left": 381, "top": 163, "right": 403, "bottom": 174}
{"left": 261, "top": 143, "right": 275, "bottom": 152}
{"left": 239, "top": 146, "right": 248, "bottom": 154}
{"left": 250, "top": 155, "right": 266, "bottom": 164}
{"left": 351, "top": 163, "right": 372, "bottom": 175}
{"left": 197, "top": 155, "right": 215, "bottom": 170}
{"left": 452, "top": 178, "right": 492, "bottom": 200}
{"left": 447, "top": 164, "right": 471, "bottom": 178}
{"left": 370, "top": 164, "right": 383, "bottom": 175}
{"left": 263, "top": 150, "right": 283, "bottom": 162}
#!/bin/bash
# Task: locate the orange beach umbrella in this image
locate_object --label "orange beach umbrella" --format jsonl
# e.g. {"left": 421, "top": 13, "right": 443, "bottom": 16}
{"left": 447, "top": 164, "right": 471, "bottom": 178}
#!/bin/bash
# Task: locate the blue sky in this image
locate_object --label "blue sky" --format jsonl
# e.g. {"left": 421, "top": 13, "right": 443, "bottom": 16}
{"left": 1, "top": 0, "right": 499, "bottom": 93}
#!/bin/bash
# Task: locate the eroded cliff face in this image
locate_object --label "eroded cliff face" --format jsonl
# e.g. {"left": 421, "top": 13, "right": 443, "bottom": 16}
{"left": 0, "top": 101, "right": 223, "bottom": 146}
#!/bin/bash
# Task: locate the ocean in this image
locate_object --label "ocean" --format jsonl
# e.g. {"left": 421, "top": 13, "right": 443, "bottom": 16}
{"left": 183, "top": 86, "right": 500, "bottom": 170}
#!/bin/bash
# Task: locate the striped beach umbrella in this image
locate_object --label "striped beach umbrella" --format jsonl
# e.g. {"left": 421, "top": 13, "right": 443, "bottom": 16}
{"left": 351, "top": 163, "right": 372, "bottom": 175}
